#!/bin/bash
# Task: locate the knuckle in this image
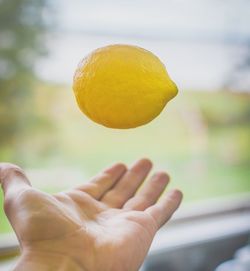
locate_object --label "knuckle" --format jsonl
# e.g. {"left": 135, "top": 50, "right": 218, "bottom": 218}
{"left": 3, "top": 196, "right": 13, "bottom": 213}
{"left": 3, "top": 188, "right": 36, "bottom": 213}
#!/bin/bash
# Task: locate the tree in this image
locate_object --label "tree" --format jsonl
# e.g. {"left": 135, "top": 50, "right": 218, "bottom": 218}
{"left": 0, "top": 0, "right": 52, "bottom": 159}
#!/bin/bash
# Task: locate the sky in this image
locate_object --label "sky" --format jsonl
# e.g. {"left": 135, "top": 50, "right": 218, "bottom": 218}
{"left": 56, "top": 0, "right": 250, "bottom": 41}
{"left": 37, "top": 0, "right": 250, "bottom": 90}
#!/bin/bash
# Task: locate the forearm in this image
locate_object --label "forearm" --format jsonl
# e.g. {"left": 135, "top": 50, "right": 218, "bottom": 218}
{"left": 14, "top": 251, "right": 84, "bottom": 271}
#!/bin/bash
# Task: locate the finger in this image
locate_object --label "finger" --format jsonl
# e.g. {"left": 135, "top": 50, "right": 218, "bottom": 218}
{"left": 75, "top": 163, "right": 127, "bottom": 199}
{"left": 146, "top": 189, "right": 183, "bottom": 228}
{"left": 123, "top": 172, "right": 169, "bottom": 211}
{"left": 101, "top": 158, "right": 152, "bottom": 208}
{"left": 0, "top": 163, "right": 31, "bottom": 206}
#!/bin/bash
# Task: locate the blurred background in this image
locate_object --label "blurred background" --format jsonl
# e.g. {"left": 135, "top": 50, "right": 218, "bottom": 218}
{"left": 0, "top": 0, "right": 250, "bottom": 270}
{"left": 0, "top": 0, "right": 250, "bottom": 232}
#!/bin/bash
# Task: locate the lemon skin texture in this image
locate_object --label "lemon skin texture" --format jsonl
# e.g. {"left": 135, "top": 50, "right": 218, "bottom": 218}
{"left": 73, "top": 44, "right": 178, "bottom": 129}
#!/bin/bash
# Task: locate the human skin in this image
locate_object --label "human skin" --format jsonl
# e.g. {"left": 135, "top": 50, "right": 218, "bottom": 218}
{"left": 0, "top": 159, "right": 182, "bottom": 271}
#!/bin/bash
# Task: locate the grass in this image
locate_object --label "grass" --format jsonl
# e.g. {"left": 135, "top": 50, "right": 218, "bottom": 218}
{"left": 0, "top": 84, "right": 250, "bottom": 233}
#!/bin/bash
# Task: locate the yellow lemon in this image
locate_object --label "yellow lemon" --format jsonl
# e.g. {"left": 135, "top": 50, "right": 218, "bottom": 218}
{"left": 73, "top": 44, "right": 178, "bottom": 129}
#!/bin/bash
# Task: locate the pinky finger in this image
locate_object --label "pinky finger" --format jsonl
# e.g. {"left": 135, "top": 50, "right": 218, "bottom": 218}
{"left": 146, "top": 189, "right": 183, "bottom": 229}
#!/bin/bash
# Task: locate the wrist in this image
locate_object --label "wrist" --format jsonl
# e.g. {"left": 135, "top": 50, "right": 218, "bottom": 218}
{"left": 14, "top": 250, "right": 84, "bottom": 271}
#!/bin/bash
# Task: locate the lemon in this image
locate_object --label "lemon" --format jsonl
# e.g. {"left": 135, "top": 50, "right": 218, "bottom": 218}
{"left": 73, "top": 44, "right": 178, "bottom": 129}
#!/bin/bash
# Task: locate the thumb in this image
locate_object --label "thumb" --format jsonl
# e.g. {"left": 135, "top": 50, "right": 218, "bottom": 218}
{"left": 0, "top": 163, "right": 31, "bottom": 203}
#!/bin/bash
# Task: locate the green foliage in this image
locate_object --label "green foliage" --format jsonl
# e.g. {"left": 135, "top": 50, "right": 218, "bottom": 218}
{"left": 0, "top": 84, "right": 250, "bottom": 233}
{"left": 0, "top": 0, "right": 51, "bottom": 157}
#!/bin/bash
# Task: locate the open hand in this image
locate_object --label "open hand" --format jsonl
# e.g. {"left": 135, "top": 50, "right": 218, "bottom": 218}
{"left": 0, "top": 159, "right": 182, "bottom": 271}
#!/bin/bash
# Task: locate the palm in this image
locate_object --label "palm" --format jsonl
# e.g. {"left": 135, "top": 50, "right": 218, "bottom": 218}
{"left": 1, "top": 159, "right": 182, "bottom": 271}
